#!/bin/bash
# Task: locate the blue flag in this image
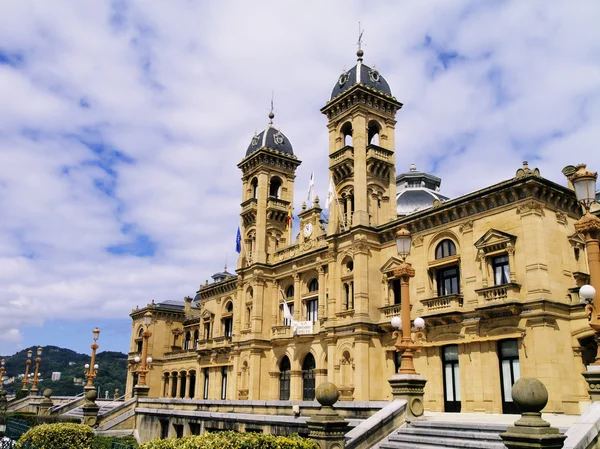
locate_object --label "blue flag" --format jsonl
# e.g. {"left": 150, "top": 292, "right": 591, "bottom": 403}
{"left": 235, "top": 226, "right": 242, "bottom": 253}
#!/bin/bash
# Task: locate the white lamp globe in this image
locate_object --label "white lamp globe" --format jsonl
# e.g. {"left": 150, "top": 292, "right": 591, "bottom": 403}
{"left": 146, "top": 356, "right": 153, "bottom": 364}
{"left": 94, "top": 364, "right": 98, "bottom": 370}
{"left": 84, "top": 364, "right": 90, "bottom": 369}
{"left": 580, "top": 285, "right": 596, "bottom": 302}
{"left": 391, "top": 316, "right": 402, "bottom": 329}
{"left": 134, "top": 356, "right": 141, "bottom": 363}
{"left": 414, "top": 317, "right": 425, "bottom": 329}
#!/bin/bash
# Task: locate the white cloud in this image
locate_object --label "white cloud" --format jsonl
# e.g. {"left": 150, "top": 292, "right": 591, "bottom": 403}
{"left": 0, "top": 0, "right": 599, "bottom": 353}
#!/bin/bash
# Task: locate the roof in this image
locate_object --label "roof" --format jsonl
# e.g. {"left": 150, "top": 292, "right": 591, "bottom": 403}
{"left": 330, "top": 55, "right": 392, "bottom": 100}
{"left": 246, "top": 125, "right": 293, "bottom": 157}
{"left": 396, "top": 164, "right": 449, "bottom": 215}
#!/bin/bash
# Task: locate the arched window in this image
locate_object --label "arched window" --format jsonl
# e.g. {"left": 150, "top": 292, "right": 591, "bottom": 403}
{"left": 344, "top": 282, "right": 354, "bottom": 310}
{"left": 302, "top": 353, "right": 316, "bottom": 401}
{"left": 308, "top": 279, "right": 319, "bottom": 292}
{"left": 136, "top": 328, "right": 143, "bottom": 352}
{"left": 251, "top": 178, "right": 258, "bottom": 199}
{"left": 179, "top": 371, "right": 187, "bottom": 398}
{"left": 170, "top": 372, "right": 177, "bottom": 398}
{"left": 189, "top": 370, "right": 196, "bottom": 399}
{"left": 184, "top": 332, "right": 191, "bottom": 350}
{"left": 286, "top": 285, "right": 294, "bottom": 299}
{"left": 269, "top": 176, "right": 282, "bottom": 198}
{"left": 341, "top": 122, "right": 353, "bottom": 147}
{"left": 306, "top": 279, "right": 319, "bottom": 321}
{"left": 436, "top": 239, "right": 457, "bottom": 259}
{"left": 368, "top": 121, "right": 380, "bottom": 146}
{"left": 163, "top": 372, "right": 170, "bottom": 397}
{"left": 279, "top": 356, "right": 291, "bottom": 400}
{"left": 226, "top": 302, "right": 233, "bottom": 313}
{"left": 193, "top": 330, "right": 199, "bottom": 348}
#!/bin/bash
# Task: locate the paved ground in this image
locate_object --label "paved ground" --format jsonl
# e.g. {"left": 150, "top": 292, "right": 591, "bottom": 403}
{"left": 423, "top": 411, "right": 579, "bottom": 428}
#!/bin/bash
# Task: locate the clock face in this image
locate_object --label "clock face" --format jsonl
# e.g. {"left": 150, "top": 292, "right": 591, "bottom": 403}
{"left": 303, "top": 222, "right": 313, "bottom": 237}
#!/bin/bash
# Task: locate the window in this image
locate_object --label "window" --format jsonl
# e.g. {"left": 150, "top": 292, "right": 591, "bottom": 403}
{"left": 286, "top": 285, "right": 294, "bottom": 299}
{"left": 203, "top": 368, "right": 209, "bottom": 400}
{"left": 246, "top": 307, "right": 251, "bottom": 328}
{"left": 184, "top": 332, "right": 191, "bottom": 350}
{"left": 493, "top": 255, "right": 510, "bottom": 285}
{"left": 269, "top": 176, "right": 282, "bottom": 198}
{"left": 437, "top": 266, "right": 460, "bottom": 296}
{"left": 223, "top": 318, "right": 232, "bottom": 337}
{"left": 204, "top": 323, "right": 211, "bottom": 340}
{"left": 189, "top": 371, "right": 196, "bottom": 398}
{"left": 160, "top": 420, "right": 169, "bottom": 439}
{"left": 392, "top": 278, "right": 401, "bottom": 305}
{"left": 179, "top": 371, "right": 186, "bottom": 398}
{"left": 193, "top": 330, "right": 199, "bottom": 348}
{"left": 282, "top": 303, "right": 294, "bottom": 326}
{"left": 306, "top": 299, "right": 318, "bottom": 322}
{"left": 136, "top": 328, "right": 143, "bottom": 352}
{"left": 341, "top": 122, "right": 353, "bottom": 147}
{"left": 221, "top": 367, "right": 228, "bottom": 400}
{"left": 344, "top": 282, "right": 354, "bottom": 310}
{"left": 251, "top": 178, "right": 258, "bottom": 199}
{"left": 436, "top": 239, "right": 457, "bottom": 259}
{"left": 170, "top": 373, "right": 177, "bottom": 398}
{"left": 393, "top": 351, "right": 402, "bottom": 374}
{"left": 499, "top": 339, "right": 520, "bottom": 414}
{"left": 308, "top": 278, "right": 319, "bottom": 292}
{"left": 442, "top": 345, "right": 461, "bottom": 412}
{"left": 368, "top": 121, "right": 380, "bottom": 146}
{"left": 302, "top": 353, "right": 316, "bottom": 401}
{"left": 279, "top": 356, "right": 291, "bottom": 400}
{"left": 407, "top": 180, "right": 420, "bottom": 188}
{"left": 163, "top": 373, "right": 169, "bottom": 397}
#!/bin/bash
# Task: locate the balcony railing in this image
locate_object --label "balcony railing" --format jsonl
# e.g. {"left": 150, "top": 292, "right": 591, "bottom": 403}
{"left": 475, "top": 283, "right": 521, "bottom": 303}
{"left": 272, "top": 325, "right": 292, "bottom": 339}
{"left": 421, "top": 294, "right": 464, "bottom": 316}
{"left": 379, "top": 304, "right": 401, "bottom": 320}
{"left": 330, "top": 146, "right": 354, "bottom": 162}
{"left": 366, "top": 144, "right": 394, "bottom": 162}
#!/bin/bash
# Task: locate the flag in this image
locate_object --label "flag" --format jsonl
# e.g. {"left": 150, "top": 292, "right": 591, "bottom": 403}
{"left": 285, "top": 207, "right": 292, "bottom": 231}
{"left": 325, "top": 176, "right": 336, "bottom": 209}
{"left": 235, "top": 226, "right": 242, "bottom": 253}
{"left": 307, "top": 170, "right": 315, "bottom": 204}
{"left": 279, "top": 289, "right": 294, "bottom": 324}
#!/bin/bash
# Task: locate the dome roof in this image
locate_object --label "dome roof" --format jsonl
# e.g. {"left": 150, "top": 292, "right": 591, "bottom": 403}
{"left": 396, "top": 164, "right": 450, "bottom": 216}
{"left": 246, "top": 114, "right": 294, "bottom": 157}
{"left": 331, "top": 52, "right": 392, "bottom": 99}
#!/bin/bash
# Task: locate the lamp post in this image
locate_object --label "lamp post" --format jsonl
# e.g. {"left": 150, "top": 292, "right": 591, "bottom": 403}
{"left": 133, "top": 311, "right": 153, "bottom": 397}
{"left": 388, "top": 226, "right": 427, "bottom": 418}
{"left": 84, "top": 328, "right": 100, "bottom": 391}
{"left": 29, "top": 347, "right": 43, "bottom": 396}
{"left": 21, "top": 349, "right": 32, "bottom": 392}
{"left": 0, "top": 358, "right": 5, "bottom": 391}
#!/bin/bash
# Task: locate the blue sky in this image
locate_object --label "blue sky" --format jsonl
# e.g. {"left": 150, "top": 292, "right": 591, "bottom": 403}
{"left": 0, "top": 0, "right": 599, "bottom": 356}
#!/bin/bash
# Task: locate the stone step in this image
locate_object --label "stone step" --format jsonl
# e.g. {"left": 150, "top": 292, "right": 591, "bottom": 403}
{"left": 408, "top": 420, "right": 508, "bottom": 433}
{"left": 386, "top": 433, "right": 506, "bottom": 449}
{"left": 398, "top": 427, "right": 504, "bottom": 442}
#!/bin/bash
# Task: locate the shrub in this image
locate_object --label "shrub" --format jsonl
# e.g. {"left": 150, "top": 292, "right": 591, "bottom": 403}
{"left": 6, "top": 412, "right": 79, "bottom": 427}
{"left": 92, "top": 435, "right": 139, "bottom": 448}
{"left": 15, "top": 390, "right": 28, "bottom": 401}
{"left": 140, "top": 431, "right": 318, "bottom": 449}
{"left": 16, "top": 422, "right": 94, "bottom": 449}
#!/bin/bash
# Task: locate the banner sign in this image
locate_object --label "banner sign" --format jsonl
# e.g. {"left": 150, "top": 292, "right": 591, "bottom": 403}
{"left": 295, "top": 321, "right": 313, "bottom": 335}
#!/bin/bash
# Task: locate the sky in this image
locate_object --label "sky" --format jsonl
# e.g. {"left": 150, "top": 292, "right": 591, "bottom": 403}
{"left": 0, "top": 0, "right": 599, "bottom": 357}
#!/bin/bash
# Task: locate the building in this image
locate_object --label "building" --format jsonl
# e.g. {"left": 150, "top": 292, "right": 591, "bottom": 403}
{"left": 127, "top": 47, "right": 598, "bottom": 416}
{"left": 51, "top": 372, "right": 61, "bottom": 381}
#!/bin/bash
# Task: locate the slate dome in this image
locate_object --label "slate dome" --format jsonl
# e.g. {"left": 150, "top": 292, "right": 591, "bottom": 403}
{"left": 331, "top": 50, "right": 392, "bottom": 99}
{"left": 396, "top": 164, "right": 450, "bottom": 216}
{"left": 246, "top": 122, "right": 294, "bottom": 157}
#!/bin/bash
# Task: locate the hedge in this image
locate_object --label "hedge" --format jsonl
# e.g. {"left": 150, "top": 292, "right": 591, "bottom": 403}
{"left": 140, "top": 431, "right": 318, "bottom": 449}
{"left": 16, "top": 422, "right": 94, "bottom": 449}
{"left": 4, "top": 412, "right": 80, "bottom": 427}
{"left": 92, "top": 435, "right": 139, "bottom": 448}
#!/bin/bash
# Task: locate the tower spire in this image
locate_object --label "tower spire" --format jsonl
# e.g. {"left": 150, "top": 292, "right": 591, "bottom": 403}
{"left": 356, "top": 22, "right": 364, "bottom": 61}
{"left": 268, "top": 90, "right": 275, "bottom": 125}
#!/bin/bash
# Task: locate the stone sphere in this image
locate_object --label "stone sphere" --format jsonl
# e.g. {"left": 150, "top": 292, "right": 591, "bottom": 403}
{"left": 43, "top": 388, "right": 52, "bottom": 398}
{"left": 511, "top": 377, "right": 548, "bottom": 413}
{"left": 316, "top": 382, "right": 340, "bottom": 406}
{"left": 85, "top": 388, "right": 98, "bottom": 402}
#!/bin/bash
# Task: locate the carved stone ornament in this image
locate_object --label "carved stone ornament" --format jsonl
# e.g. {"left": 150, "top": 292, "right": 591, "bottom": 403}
{"left": 459, "top": 220, "right": 474, "bottom": 233}
{"left": 393, "top": 263, "right": 416, "bottom": 279}
{"left": 574, "top": 212, "right": 600, "bottom": 235}
{"left": 555, "top": 210, "right": 568, "bottom": 226}
{"left": 516, "top": 200, "right": 545, "bottom": 216}
{"left": 514, "top": 160, "right": 541, "bottom": 179}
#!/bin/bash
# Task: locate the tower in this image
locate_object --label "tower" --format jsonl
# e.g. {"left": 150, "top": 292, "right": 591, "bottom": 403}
{"left": 237, "top": 112, "right": 301, "bottom": 266}
{"left": 321, "top": 48, "right": 403, "bottom": 232}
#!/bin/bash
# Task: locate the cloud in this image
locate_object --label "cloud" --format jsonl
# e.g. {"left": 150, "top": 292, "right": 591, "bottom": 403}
{"left": 0, "top": 0, "right": 599, "bottom": 354}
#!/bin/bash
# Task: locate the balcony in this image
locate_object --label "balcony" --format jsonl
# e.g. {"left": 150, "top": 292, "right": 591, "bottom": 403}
{"left": 266, "top": 197, "right": 290, "bottom": 222}
{"left": 366, "top": 145, "right": 394, "bottom": 180}
{"left": 330, "top": 146, "right": 354, "bottom": 183}
{"left": 241, "top": 198, "right": 257, "bottom": 226}
{"left": 421, "top": 294, "right": 464, "bottom": 317}
{"left": 379, "top": 304, "right": 401, "bottom": 322}
{"left": 366, "top": 144, "right": 393, "bottom": 162}
{"left": 272, "top": 325, "right": 293, "bottom": 341}
{"left": 475, "top": 283, "right": 521, "bottom": 304}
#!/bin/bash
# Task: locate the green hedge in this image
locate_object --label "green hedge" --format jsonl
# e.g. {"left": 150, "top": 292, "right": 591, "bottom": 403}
{"left": 92, "top": 435, "right": 139, "bottom": 448}
{"left": 16, "top": 422, "right": 94, "bottom": 449}
{"left": 6, "top": 412, "right": 80, "bottom": 427}
{"left": 140, "top": 432, "right": 318, "bottom": 449}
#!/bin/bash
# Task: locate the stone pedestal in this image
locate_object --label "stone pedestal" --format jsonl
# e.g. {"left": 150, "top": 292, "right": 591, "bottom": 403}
{"left": 582, "top": 365, "right": 600, "bottom": 402}
{"left": 37, "top": 389, "right": 53, "bottom": 416}
{"left": 134, "top": 384, "right": 150, "bottom": 397}
{"left": 307, "top": 383, "right": 349, "bottom": 449}
{"left": 500, "top": 377, "right": 566, "bottom": 449}
{"left": 82, "top": 388, "right": 99, "bottom": 427}
{"left": 389, "top": 374, "right": 427, "bottom": 419}
{"left": 28, "top": 388, "right": 39, "bottom": 397}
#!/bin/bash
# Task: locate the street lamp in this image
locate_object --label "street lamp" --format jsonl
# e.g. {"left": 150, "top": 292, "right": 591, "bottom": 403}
{"left": 391, "top": 226, "right": 425, "bottom": 375}
{"left": 29, "top": 347, "right": 43, "bottom": 396}
{"left": 133, "top": 311, "right": 153, "bottom": 396}
{"left": 572, "top": 165, "right": 600, "bottom": 363}
{"left": 84, "top": 328, "right": 100, "bottom": 390}
{"left": 0, "top": 358, "right": 6, "bottom": 391}
{"left": 21, "top": 349, "right": 32, "bottom": 391}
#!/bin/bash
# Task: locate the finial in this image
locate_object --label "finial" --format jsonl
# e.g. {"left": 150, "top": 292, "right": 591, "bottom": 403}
{"left": 409, "top": 163, "right": 416, "bottom": 172}
{"left": 357, "top": 22, "right": 364, "bottom": 61}
{"left": 224, "top": 253, "right": 227, "bottom": 272}
{"left": 269, "top": 91, "right": 275, "bottom": 125}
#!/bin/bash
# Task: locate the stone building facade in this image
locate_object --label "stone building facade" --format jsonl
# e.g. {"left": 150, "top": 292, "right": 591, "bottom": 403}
{"left": 127, "top": 49, "right": 597, "bottom": 416}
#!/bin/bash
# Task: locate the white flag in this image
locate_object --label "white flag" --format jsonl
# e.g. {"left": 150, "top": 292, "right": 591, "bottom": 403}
{"left": 307, "top": 170, "right": 315, "bottom": 204}
{"left": 279, "top": 289, "right": 294, "bottom": 324}
{"left": 325, "top": 176, "right": 335, "bottom": 209}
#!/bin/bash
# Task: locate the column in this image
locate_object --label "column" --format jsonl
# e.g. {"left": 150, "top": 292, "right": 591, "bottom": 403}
{"left": 175, "top": 374, "right": 182, "bottom": 398}
{"left": 351, "top": 112, "right": 368, "bottom": 226}
{"left": 293, "top": 273, "right": 301, "bottom": 321}
{"left": 290, "top": 370, "right": 302, "bottom": 401}
{"left": 353, "top": 244, "right": 369, "bottom": 317}
{"left": 184, "top": 373, "right": 191, "bottom": 399}
{"left": 318, "top": 267, "right": 326, "bottom": 319}
{"left": 353, "top": 337, "right": 370, "bottom": 400}
{"left": 254, "top": 172, "right": 269, "bottom": 264}
{"left": 252, "top": 277, "right": 264, "bottom": 333}
{"left": 269, "top": 372, "right": 279, "bottom": 400}
{"left": 161, "top": 375, "right": 166, "bottom": 398}
{"left": 248, "top": 350, "right": 262, "bottom": 400}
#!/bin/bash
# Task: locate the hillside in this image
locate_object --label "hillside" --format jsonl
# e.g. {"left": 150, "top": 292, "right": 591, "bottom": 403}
{"left": 0, "top": 345, "right": 127, "bottom": 398}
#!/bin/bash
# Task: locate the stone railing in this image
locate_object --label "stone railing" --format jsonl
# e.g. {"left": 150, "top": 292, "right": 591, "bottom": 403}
{"left": 421, "top": 294, "right": 463, "bottom": 316}
{"left": 330, "top": 145, "right": 354, "bottom": 162}
{"left": 240, "top": 197, "right": 257, "bottom": 211}
{"left": 379, "top": 304, "right": 401, "bottom": 320}
{"left": 475, "top": 283, "right": 521, "bottom": 303}
{"left": 163, "top": 350, "right": 197, "bottom": 361}
{"left": 267, "top": 197, "right": 290, "bottom": 212}
{"left": 272, "top": 325, "right": 292, "bottom": 339}
{"left": 366, "top": 144, "right": 394, "bottom": 161}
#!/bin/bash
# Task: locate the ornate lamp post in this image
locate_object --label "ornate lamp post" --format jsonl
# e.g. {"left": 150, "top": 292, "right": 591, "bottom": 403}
{"left": 29, "top": 347, "right": 43, "bottom": 396}
{"left": 21, "top": 349, "right": 32, "bottom": 392}
{"left": 0, "top": 358, "right": 6, "bottom": 390}
{"left": 133, "top": 311, "right": 153, "bottom": 397}
{"left": 84, "top": 328, "right": 100, "bottom": 390}
{"left": 388, "top": 226, "right": 427, "bottom": 418}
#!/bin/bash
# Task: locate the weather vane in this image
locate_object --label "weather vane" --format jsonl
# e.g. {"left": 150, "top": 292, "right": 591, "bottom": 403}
{"left": 269, "top": 90, "right": 275, "bottom": 125}
{"left": 357, "top": 22, "right": 364, "bottom": 51}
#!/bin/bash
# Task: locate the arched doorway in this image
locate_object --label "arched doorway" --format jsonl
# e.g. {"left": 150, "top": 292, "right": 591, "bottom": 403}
{"left": 302, "top": 353, "right": 316, "bottom": 401}
{"left": 279, "top": 356, "right": 291, "bottom": 400}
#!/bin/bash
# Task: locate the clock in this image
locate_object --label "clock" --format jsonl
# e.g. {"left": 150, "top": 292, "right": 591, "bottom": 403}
{"left": 303, "top": 222, "right": 313, "bottom": 238}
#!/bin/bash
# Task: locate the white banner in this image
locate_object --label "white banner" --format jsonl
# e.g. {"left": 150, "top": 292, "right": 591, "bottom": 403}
{"left": 295, "top": 321, "right": 313, "bottom": 335}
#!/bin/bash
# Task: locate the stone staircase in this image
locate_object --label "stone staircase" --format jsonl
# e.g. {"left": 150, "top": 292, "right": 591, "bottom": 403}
{"left": 377, "top": 421, "right": 509, "bottom": 449}
{"left": 63, "top": 401, "right": 123, "bottom": 419}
